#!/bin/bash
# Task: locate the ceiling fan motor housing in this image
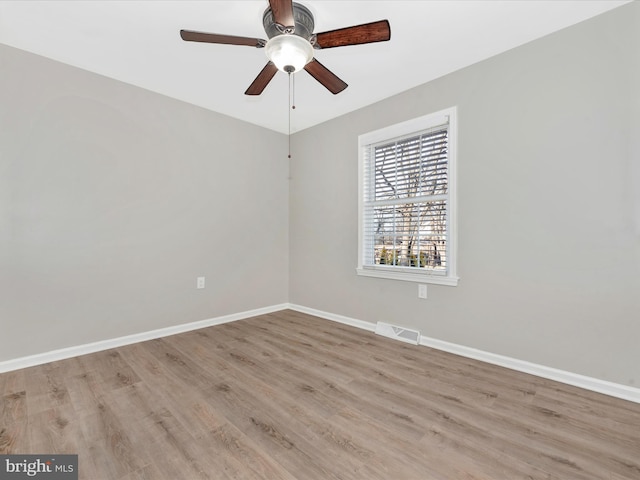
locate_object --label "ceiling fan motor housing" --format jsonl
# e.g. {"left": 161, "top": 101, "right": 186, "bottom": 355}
{"left": 263, "top": 2, "right": 315, "bottom": 40}
{"left": 181, "top": 0, "right": 389, "bottom": 95}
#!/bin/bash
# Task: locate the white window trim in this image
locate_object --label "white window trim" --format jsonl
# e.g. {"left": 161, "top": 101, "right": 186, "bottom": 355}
{"left": 356, "top": 107, "right": 459, "bottom": 286}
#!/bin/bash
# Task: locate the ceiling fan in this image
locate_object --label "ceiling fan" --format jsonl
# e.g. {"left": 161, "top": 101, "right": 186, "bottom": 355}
{"left": 180, "top": 0, "right": 391, "bottom": 95}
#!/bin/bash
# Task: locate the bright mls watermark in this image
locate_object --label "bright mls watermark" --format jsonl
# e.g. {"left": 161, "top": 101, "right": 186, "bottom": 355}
{"left": 0, "top": 455, "right": 77, "bottom": 480}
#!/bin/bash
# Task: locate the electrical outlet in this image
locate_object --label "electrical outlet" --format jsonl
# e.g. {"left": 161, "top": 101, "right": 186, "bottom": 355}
{"left": 418, "top": 284, "right": 427, "bottom": 299}
{"left": 197, "top": 277, "right": 205, "bottom": 289}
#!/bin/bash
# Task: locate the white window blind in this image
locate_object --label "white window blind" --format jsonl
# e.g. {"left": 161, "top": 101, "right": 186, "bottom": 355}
{"left": 358, "top": 108, "right": 458, "bottom": 285}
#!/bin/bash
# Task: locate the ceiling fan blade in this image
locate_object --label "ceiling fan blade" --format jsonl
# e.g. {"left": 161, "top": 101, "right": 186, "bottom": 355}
{"left": 180, "top": 30, "right": 265, "bottom": 48}
{"left": 245, "top": 62, "right": 279, "bottom": 95}
{"left": 304, "top": 59, "right": 348, "bottom": 95}
{"left": 269, "top": 0, "right": 295, "bottom": 30}
{"left": 315, "top": 20, "right": 391, "bottom": 49}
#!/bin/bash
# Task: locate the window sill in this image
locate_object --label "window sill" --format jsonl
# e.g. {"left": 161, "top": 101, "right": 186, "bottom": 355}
{"left": 356, "top": 267, "right": 459, "bottom": 286}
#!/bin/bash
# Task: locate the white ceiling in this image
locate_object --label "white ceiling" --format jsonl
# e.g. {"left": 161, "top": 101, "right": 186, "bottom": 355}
{"left": 0, "top": 1, "right": 630, "bottom": 134}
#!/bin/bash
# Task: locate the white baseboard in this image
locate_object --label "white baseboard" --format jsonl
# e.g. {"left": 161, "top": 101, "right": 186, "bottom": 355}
{"left": 288, "top": 304, "right": 376, "bottom": 332}
{"left": 287, "top": 304, "right": 640, "bottom": 404}
{"left": 417, "top": 335, "right": 640, "bottom": 404}
{"left": 0, "top": 304, "right": 288, "bottom": 374}
{"left": 3, "top": 302, "right": 639, "bottom": 405}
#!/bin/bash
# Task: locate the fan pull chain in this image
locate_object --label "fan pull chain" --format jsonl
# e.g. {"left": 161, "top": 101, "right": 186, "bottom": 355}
{"left": 287, "top": 71, "right": 297, "bottom": 159}
{"left": 292, "top": 71, "right": 296, "bottom": 110}
{"left": 288, "top": 72, "right": 291, "bottom": 158}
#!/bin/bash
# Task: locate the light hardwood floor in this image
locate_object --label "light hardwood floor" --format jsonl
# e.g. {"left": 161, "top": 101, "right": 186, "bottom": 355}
{"left": 1, "top": 309, "right": 639, "bottom": 479}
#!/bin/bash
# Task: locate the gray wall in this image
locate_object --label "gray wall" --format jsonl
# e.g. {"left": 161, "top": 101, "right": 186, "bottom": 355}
{"left": 0, "top": 45, "right": 289, "bottom": 361}
{"left": 289, "top": 2, "right": 640, "bottom": 387}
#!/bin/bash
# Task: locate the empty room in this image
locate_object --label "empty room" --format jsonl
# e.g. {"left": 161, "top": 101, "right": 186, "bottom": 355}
{"left": 1, "top": 1, "right": 639, "bottom": 479}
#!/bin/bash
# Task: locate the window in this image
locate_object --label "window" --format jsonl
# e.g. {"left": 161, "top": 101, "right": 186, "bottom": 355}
{"left": 357, "top": 107, "right": 458, "bottom": 286}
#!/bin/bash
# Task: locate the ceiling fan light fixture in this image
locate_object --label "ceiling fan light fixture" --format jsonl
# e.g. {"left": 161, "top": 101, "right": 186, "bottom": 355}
{"left": 265, "top": 34, "right": 313, "bottom": 73}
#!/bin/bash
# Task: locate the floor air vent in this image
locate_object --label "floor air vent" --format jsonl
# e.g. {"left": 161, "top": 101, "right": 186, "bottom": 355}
{"left": 375, "top": 322, "right": 421, "bottom": 345}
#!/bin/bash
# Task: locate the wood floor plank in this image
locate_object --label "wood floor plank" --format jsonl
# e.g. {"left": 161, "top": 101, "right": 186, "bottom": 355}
{"left": 86, "top": 350, "right": 142, "bottom": 392}
{"left": 116, "top": 462, "right": 166, "bottom": 480}
{"left": 1, "top": 390, "right": 27, "bottom": 426}
{"left": 202, "top": 376, "right": 348, "bottom": 480}
{"left": 0, "top": 415, "right": 29, "bottom": 454}
{"left": 119, "top": 344, "right": 228, "bottom": 439}
{"left": 23, "top": 363, "right": 72, "bottom": 416}
{"left": 206, "top": 423, "right": 298, "bottom": 480}
{"left": 27, "top": 405, "right": 84, "bottom": 453}
{"left": 1, "top": 309, "right": 640, "bottom": 479}
{"left": 0, "top": 370, "right": 26, "bottom": 397}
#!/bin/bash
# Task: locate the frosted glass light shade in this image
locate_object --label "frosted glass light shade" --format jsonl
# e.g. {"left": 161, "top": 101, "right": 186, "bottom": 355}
{"left": 265, "top": 34, "right": 314, "bottom": 73}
